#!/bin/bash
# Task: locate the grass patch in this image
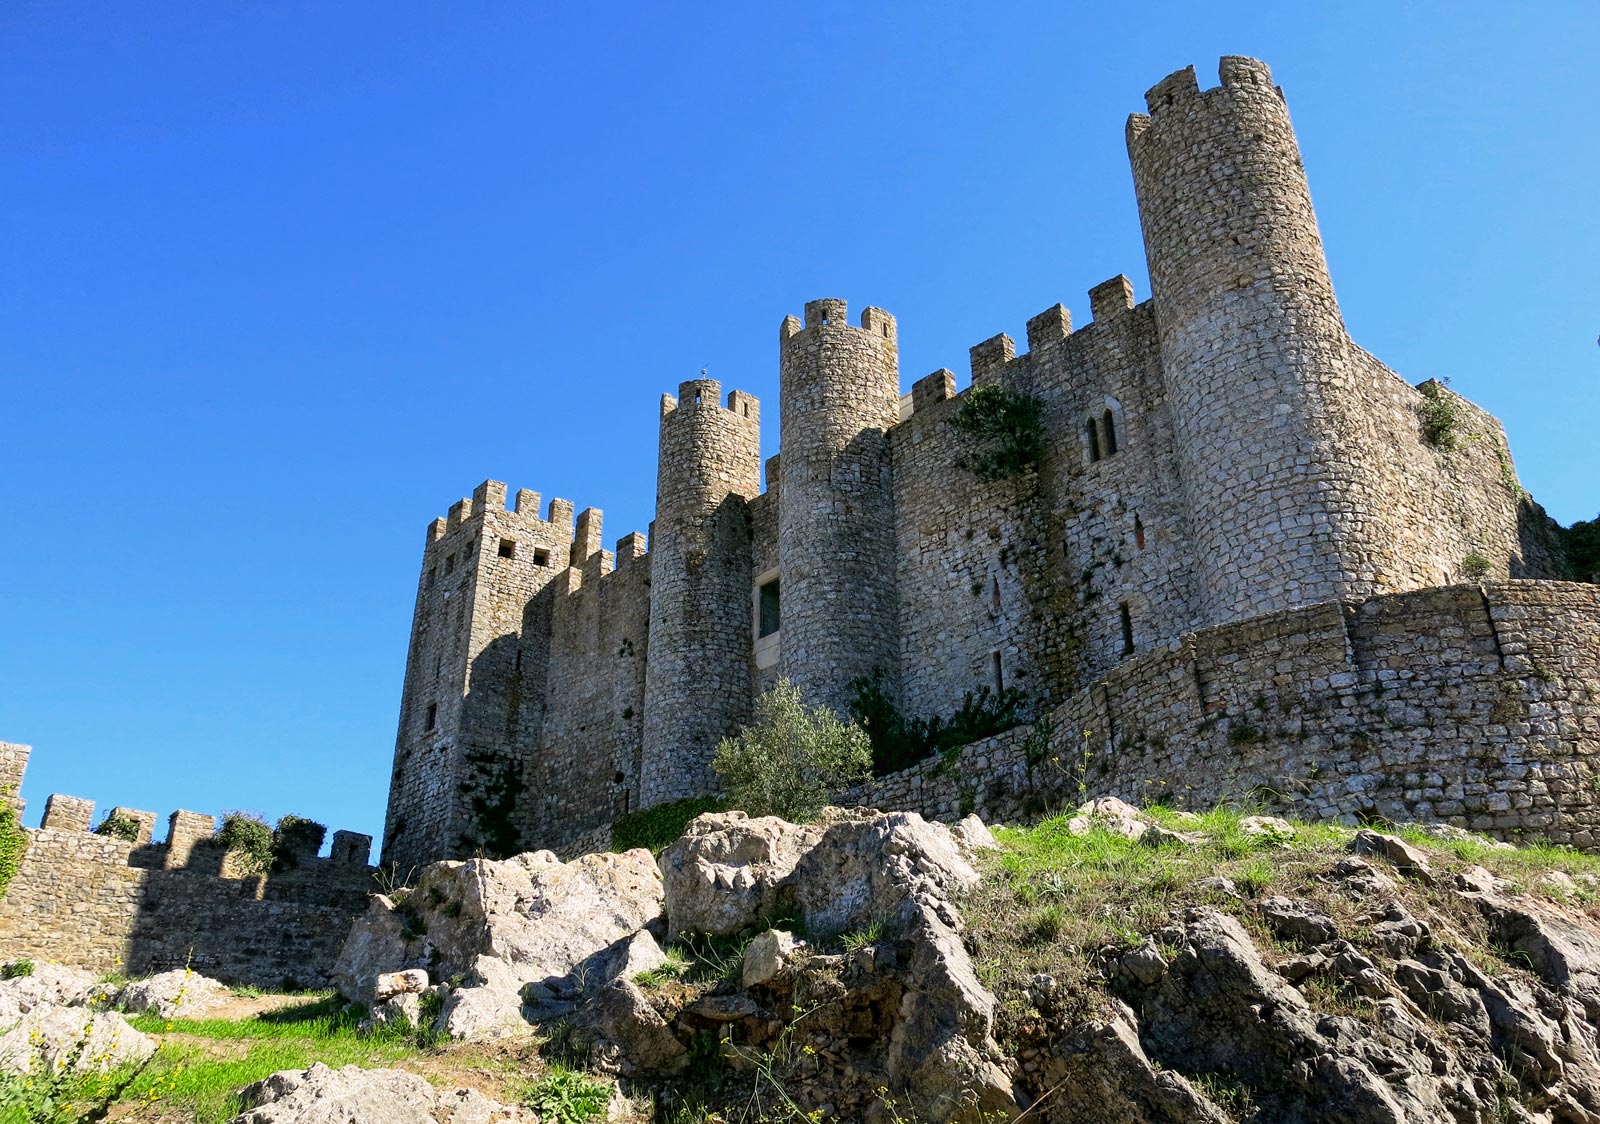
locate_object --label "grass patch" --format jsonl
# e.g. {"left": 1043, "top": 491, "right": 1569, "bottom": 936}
{"left": 96, "top": 995, "right": 437, "bottom": 1123}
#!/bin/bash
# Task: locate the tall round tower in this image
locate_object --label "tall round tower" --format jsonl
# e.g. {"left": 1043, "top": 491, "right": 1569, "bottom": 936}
{"left": 777, "top": 299, "right": 901, "bottom": 713}
{"left": 640, "top": 379, "right": 762, "bottom": 806}
{"left": 1128, "top": 56, "right": 1393, "bottom": 624}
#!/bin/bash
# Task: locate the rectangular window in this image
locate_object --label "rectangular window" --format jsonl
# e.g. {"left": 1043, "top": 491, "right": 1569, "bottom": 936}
{"left": 498, "top": 538, "right": 517, "bottom": 559}
{"left": 758, "top": 578, "right": 781, "bottom": 638}
{"left": 1119, "top": 603, "right": 1135, "bottom": 656}
{"left": 424, "top": 703, "right": 438, "bottom": 731}
{"left": 445, "top": 553, "right": 456, "bottom": 574}
{"left": 426, "top": 567, "right": 437, "bottom": 588}
{"left": 533, "top": 548, "right": 551, "bottom": 567}
{"left": 991, "top": 651, "right": 1004, "bottom": 694}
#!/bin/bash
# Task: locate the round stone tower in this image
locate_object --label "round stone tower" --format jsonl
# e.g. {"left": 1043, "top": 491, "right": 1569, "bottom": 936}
{"left": 1127, "top": 56, "right": 1392, "bottom": 624}
{"left": 777, "top": 299, "right": 901, "bottom": 713}
{"left": 640, "top": 379, "right": 762, "bottom": 806}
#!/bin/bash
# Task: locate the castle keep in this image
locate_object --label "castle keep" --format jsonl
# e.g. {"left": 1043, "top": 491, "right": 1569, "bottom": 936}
{"left": 382, "top": 57, "right": 1591, "bottom": 874}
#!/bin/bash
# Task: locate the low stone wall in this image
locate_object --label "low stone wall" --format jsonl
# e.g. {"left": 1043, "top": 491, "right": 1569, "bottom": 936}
{"left": 0, "top": 758, "right": 377, "bottom": 986}
{"left": 843, "top": 580, "right": 1600, "bottom": 847}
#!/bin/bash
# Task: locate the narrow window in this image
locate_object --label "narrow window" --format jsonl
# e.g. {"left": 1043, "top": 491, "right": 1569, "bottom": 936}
{"left": 991, "top": 651, "right": 1004, "bottom": 694}
{"left": 1103, "top": 409, "right": 1118, "bottom": 455}
{"left": 424, "top": 703, "right": 438, "bottom": 731}
{"left": 498, "top": 538, "right": 517, "bottom": 560}
{"left": 758, "top": 578, "right": 781, "bottom": 638}
{"left": 533, "top": 547, "right": 551, "bottom": 567}
{"left": 1086, "top": 419, "right": 1102, "bottom": 463}
{"left": 1134, "top": 516, "right": 1146, "bottom": 551}
{"left": 433, "top": 652, "right": 441, "bottom": 677}
{"left": 426, "top": 566, "right": 437, "bottom": 588}
{"left": 991, "top": 576, "right": 1001, "bottom": 612}
{"left": 1119, "top": 603, "right": 1134, "bottom": 656}
{"left": 694, "top": 392, "right": 702, "bottom": 404}
{"left": 445, "top": 553, "right": 456, "bottom": 574}
{"left": 465, "top": 539, "right": 475, "bottom": 556}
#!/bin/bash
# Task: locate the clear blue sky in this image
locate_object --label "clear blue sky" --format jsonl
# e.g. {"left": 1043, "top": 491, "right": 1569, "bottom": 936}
{"left": 2, "top": 2, "right": 1596, "bottom": 848}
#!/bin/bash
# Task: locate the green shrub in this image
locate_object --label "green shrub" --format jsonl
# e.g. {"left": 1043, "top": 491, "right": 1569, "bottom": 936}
{"left": 848, "top": 669, "right": 1026, "bottom": 777}
{"left": 94, "top": 813, "right": 143, "bottom": 842}
{"left": 216, "top": 811, "right": 275, "bottom": 874}
{"left": 611, "top": 796, "right": 723, "bottom": 854}
{"left": 0, "top": 789, "right": 27, "bottom": 901}
{"left": 1417, "top": 380, "right": 1460, "bottom": 450}
{"left": 520, "top": 1065, "right": 611, "bottom": 1124}
{"left": 713, "top": 679, "right": 871, "bottom": 822}
{"left": 1561, "top": 514, "right": 1600, "bottom": 581}
{"left": 949, "top": 384, "right": 1045, "bottom": 481}
{"left": 1461, "top": 551, "right": 1493, "bottom": 581}
{"left": 273, "top": 815, "right": 327, "bottom": 862}
{"left": 1, "top": 958, "right": 34, "bottom": 980}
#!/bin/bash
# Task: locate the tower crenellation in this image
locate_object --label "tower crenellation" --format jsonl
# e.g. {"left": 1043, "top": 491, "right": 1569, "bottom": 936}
{"left": 376, "top": 56, "right": 1591, "bottom": 871}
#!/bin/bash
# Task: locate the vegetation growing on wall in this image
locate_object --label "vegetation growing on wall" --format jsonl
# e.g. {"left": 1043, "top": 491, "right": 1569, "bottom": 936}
{"left": 949, "top": 384, "right": 1045, "bottom": 480}
{"left": 459, "top": 748, "right": 521, "bottom": 860}
{"left": 713, "top": 678, "right": 871, "bottom": 822}
{"left": 0, "top": 790, "right": 26, "bottom": 901}
{"left": 611, "top": 795, "right": 723, "bottom": 854}
{"left": 848, "top": 669, "right": 1027, "bottom": 776}
{"left": 272, "top": 815, "right": 328, "bottom": 866}
{"left": 93, "top": 812, "right": 143, "bottom": 842}
{"left": 216, "top": 812, "right": 276, "bottom": 874}
{"left": 1417, "top": 380, "right": 1461, "bottom": 450}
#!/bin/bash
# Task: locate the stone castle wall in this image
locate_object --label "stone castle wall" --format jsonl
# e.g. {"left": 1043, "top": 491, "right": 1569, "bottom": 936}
{"left": 844, "top": 581, "right": 1600, "bottom": 846}
{"left": 382, "top": 54, "right": 1588, "bottom": 868}
{"left": 0, "top": 749, "right": 376, "bottom": 985}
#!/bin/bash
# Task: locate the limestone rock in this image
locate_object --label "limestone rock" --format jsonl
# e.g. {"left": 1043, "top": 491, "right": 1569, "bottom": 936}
{"left": 364, "top": 991, "right": 424, "bottom": 1032}
{"left": 743, "top": 928, "right": 803, "bottom": 988}
{"left": 1066, "top": 798, "right": 1148, "bottom": 841}
{"left": 951, "top": 814, "right": 1000, "bottom": 857}
{"left": 1259, "top": 896, "right": 1338, "bottom": 945}
{"left": 0, "top": 1005, "right": 156, "bottom": 1074}
{"left": 659, "top": 811, "right": 822, "bottom": 941}
{"left": 576, "top": 979, "right": 687, "bottom": 1077}
{"left": 1350, "top": 830, "right": 1435, "bottom": 884}
{"left": 0, "top": 961, "right": 98, "bottom": 1023}
{"left": 333, "top": 847, "right": 664, "bottom": 1040}
{"left": 118, "top": 968, "right": 231, "bottom": 1018}
{"left": 793, "top": 810, "right": 981, "bottom": 937}
{"left": 374, "top": 968, "right": 430, "bottom": 1003}
{"left": 1238, "top": 815, "right": 1295, "bottom": 843}
{"left": 231, "top": 1062, "right": 529, "bottom": 1123}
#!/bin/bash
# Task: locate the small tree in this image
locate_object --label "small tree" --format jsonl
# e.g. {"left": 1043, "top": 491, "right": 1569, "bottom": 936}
{"left": 712, "top": 679, "right": 871, "bottom": 822}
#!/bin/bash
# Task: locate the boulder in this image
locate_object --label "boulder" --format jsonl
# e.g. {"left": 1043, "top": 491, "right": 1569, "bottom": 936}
{"left": 576, "top": 979, "right": 687, "bottom": 1077}
{"left": 743, "top": 929, "right": 804, "bottom": 988}
{"left": 231, "top": 1062, "right": 530, "bottom": 1123}
{"left": 951, "top": 814, "right": 1000, "bottom": 857}
{"left": 0, "top": 961, "right": 98, "bottom": 1023}
{"left": 793, "top": 810, "right": 981, "bottom": 938}
{"left": 374, "top": 969, "right": 430, "bottom": 1003}
{"left": 1238, "top": 815, "right": 1295, "bottom": 844}
{"left": 1066, "top": 798, "right": 1148, "bottom": 841}
{"left": 1350, "top": 830, "right": 1434, "bottom": 884}
{"left": 659, "top": 811, "right": 823, "bottom": 941}
{"left": 0, "top": 1005, "right": 156, "bottom": 1074}
{"left": 118, "top": 968, "right": 231, "bottom": 1018}
{"left": 333, "top": 847, "right": 664, "bottom": 1039}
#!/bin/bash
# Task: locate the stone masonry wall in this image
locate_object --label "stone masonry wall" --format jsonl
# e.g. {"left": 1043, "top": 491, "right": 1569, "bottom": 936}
{"left": 0, "top": 763, "right": 375, "bottom": 985}
{"left": 844, "top": 581, "right": 1600, "bottom": 847}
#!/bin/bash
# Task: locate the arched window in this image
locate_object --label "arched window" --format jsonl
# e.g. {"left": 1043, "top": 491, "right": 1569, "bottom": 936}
{"left": 1134, "top": 515, "right": 1146, "bottom": 551}
{"left": 1102, "top": 409, "right": 1118, "bottom": 455}
{"left": 1086, "top": 418, "right": 1102, "bottom": 463}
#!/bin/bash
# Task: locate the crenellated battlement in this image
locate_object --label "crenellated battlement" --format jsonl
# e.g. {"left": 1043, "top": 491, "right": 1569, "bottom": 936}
{"left": 382, "top": 54, "right": 1588, "bottom": 875}
{"left": 659, "top": 380, "right": 761, "bottom": 426}
{"left": 1127, "top": 55, "right": 1285, "bottom": 148}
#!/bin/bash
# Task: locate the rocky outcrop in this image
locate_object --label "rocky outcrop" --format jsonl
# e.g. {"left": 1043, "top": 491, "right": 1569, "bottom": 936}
{"left": 0, "top": 961, "right": 98, "bottom": 1023}
{"left": 333, "top": 847, "right": 665, "bottom": 1039}
{"left": 231, "top": 1062, "right": 531, "bottom": 1123}
{"left": 0, "top": 1005, "right": 156, "bottom": 1074}
{"left": 117, "top": 967, "right": 231, "bottom": 1018}
{"left": 1014, "top": 829, "right": 1600, "bottom": 1123}
{"left": 658, "top": 812, "right": 823, "bottom": 941}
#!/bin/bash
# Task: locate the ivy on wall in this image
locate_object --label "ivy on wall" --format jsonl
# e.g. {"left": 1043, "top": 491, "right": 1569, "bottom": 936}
{"left": 0, "top": 790, "right": 25, "bottom": 900}
{"left": 949, "top": 385, "right": 1045, "bottom": 481}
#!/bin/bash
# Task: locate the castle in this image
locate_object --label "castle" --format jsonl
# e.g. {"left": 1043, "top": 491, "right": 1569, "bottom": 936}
{"left": 382, "top": 56, "right": 1592, "bottom": 874}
